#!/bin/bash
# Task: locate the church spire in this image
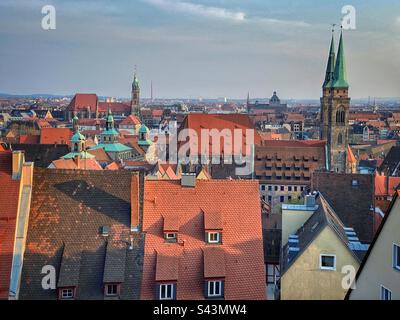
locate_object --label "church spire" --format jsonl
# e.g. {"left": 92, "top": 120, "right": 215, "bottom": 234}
{"left": 322, "top": 28, "right": 336, "bottom": 88}
{"left": 333, "top": 28, "right": 349, "bottom": 88}
{"left": 106, "top": 107, "right": 114, "bottom": 130}
{"left": 131, "top": 66, "right": 140, "bottom": 117}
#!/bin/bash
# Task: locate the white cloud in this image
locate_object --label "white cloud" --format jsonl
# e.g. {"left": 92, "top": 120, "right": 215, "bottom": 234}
{"left": 143, "top": 0, "right": 245, "bottom": 22}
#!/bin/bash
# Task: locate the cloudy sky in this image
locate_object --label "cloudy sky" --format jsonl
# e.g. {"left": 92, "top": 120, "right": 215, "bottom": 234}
{"left": 0, "top": 0, "right": 399, "bottom": 99}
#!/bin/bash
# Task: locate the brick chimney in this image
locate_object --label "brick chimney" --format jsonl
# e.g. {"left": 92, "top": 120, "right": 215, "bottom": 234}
{"left": 12, "top": 150, "right": 24, "bottom": 180}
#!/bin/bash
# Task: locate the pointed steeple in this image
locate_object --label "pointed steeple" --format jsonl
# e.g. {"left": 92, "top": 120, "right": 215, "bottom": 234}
{"left": 246, "top": 92, "right": 250, "bottom": 108}
{"left": 333, "top": 29, "right": 349, "bottom": 88}
{"left": 72, "top": 112, "right": 79, "bottom": 133}
{"left": 323, "top": 30, "right": 336, "bottom": 88}
{"left": 132, "top": 66, "right": 139, "bottom": 90}
{"left": 106, "top": 108, "right": 114, "bottom": 130}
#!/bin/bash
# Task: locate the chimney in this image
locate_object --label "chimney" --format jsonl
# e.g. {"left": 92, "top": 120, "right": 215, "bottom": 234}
{"left": 304, "top": 194, "right": 316, "bottom": 207}
{"left": 12, "top": 151, "right": 24, "bottom": 180}
{"left": 181, "top": 173, "right": 196, "bottom": 188}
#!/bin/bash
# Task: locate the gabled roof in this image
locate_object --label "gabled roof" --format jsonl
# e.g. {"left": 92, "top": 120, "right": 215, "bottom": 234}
{"left": 68, "top": 93, "right": 98, "bottom": 112}
{"left": 19, "top": 169, "right": 144, "bottom": 299}
{"left": 40, "top": 128, "right": 72, "bottom": 145}
{"left": 120, "top": 115, "right": 141, "bottom": 126}
{"left": 282, "top": 193, "right": 367, "bottom": 275}
{"left": 50, "top": 158, "right": 102, "bottom": 170}
{"left": 345, "top": 190, "right": 400, "bottom": 299}
{"left": 0, "top": 151, "right": 21, "bottom": 299}
{"left": 141, "top": 179, "right": 266, "bottom": 299}
{"left": 311, "top": 171, "right": 375, "bottom": 243}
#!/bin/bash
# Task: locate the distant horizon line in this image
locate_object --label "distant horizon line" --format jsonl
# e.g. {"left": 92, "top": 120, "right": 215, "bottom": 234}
{"left": 1, "top": 92, "right": 399, "bottom": 102}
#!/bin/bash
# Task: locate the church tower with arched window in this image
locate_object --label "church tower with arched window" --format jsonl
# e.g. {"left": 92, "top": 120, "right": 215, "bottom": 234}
{"left": 320, "top": 29, "right": 350, "bottom": 173}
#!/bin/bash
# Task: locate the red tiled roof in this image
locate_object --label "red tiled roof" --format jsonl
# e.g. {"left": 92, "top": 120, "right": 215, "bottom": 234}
{"left": 0, "top": 151, "right": 21, "bottom": 298}
{"left": 155, "top": 249, "right": 179, "bottom": 281}
{"left": 105, "top": 162, "right": 120, "bottom": 170}
{"left": 50, "top": 158, "right": 102, "bottom": 170}
{"left": 375, "top": 173, "right": 400, "bottom": 196}
{"left": 87, "top": 148, "right": 112, "bottom": 163}
{"left": 68, "top": 93, "right": 98, "bottom": 112}
{"left": 120, "top": 115, "right": 141, "bottom": 126}
{"left": 152, "top": 110, "right": 163, "bottom": 117}
{"left": 180, "top": 114, "right": 261, "bottom": 155}
{"left": 19, "top": 135, "right": 40, "bottom": 144}
{"left": 203, "top": 247, "right": 226, "bottom": 278}
{"left": 40, "top": 128, "right": 72, "bottom": 145}
{"left": 98, "top": 102, "right": 131, "bottom": 113}
{"left": 204, "top": 211, "right": 223, "bottom": 230}
{"left": 260, "top": 139, "right": 326, "bottom": 148}
{"left": 141, "top": 179, "right": 266, "bottom": 300}
{"left": 163, "top": 215, "right": 179, "bottom": 232}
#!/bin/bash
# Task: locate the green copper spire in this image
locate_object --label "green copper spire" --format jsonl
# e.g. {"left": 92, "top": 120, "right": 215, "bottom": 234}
{"left": 106, "top": 108, "right": 114, "bottom": 130}
{"left": 323, "top": 32, "right": 336, "bottom": 88}
{"left": 333, "top": 30, "right": 349, "bottom": 88}
{"left": 132, "top": 67, "right": 139, "bottom": 89}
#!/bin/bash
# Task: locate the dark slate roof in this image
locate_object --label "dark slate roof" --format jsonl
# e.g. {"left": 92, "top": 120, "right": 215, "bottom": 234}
{"left": 282, "top": 193, "right": 366, "bottom": 275}
{"left": 378, "top": 146, "right": 400, "bottom": 176}
{"left": 58, "top": 243, "right": 82, "bottom": 288}
{"left": 311, "top": 171, "right": 374, "bottom": 243}
{"left": 103, "top": 241, "right": 127, "bottom": 284}
{"left": 10, "top": 144, "right": 70, "bottom": 168}
{"left": 19, "top": 168, "right": 144, "bottom": 300}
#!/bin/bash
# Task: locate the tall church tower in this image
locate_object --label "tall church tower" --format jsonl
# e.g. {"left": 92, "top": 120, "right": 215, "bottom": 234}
{"left": 131, "top": 69, "right": 140, "bottom": 117}
{"left": 320, "top": 29, "right": 350, "bottom": 173}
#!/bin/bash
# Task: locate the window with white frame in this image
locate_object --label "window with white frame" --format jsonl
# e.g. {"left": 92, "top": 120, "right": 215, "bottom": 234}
{"left": 208, "top": 232, "right": 220, "bottom": 244}
{"left": 165, "top": 232, "right": 177, "bottom": 241}
{"left": 159, "top": 283, "right": 174, "bottom": 300}
{"left": 380, "top": 286, "right": 392, "bottom": 300}
{"left": 61, "top": 288, "right": 74, "bottom": 299}
{"left": 105, "top": 284, "right": 118, "bottom": 296}
{"left": 208, "top": 280, "right": 222, "bottom": 297}
{"left": 320, "top": 254, "right": 336, "bottom": 270}
{"left": 393, "top": 243, "right": 400, "bottom": 271}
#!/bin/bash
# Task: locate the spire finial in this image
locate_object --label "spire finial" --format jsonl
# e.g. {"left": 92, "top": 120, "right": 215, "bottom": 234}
{"left": 332, "top": 23, "right": 336, "bottom": 33}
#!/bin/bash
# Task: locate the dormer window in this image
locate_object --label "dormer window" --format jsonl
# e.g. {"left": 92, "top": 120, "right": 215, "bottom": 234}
{"left": 204, "top": 211, "right": 223, "bottom": 245}
{"left": 208, "top": 232, "right": 220, "bottom": 244}
{"left": 59, "top": 287, "right": 75, "bottom": 299}
{"left": 163, "top": 215, "right": 179, "bottom": 243}
{"left": 104, "top": 283, "right": 120, "bottom": 297}
{"left": 165, "top": 232, "right": 177, "bottom": 242}
{"left": 207, "top": 280, "right": 224, "bottom": 298}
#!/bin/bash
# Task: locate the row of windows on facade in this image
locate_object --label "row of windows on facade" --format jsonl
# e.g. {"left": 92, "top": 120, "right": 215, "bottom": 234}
{"left": 264, "top": 166, "right": 311, "bottom": 171}
{"left": 157, "top": 280, "right": 224, "bottom": 300}
{"left": 257, "top": 175, "right": 310, "bottom": 181}
{"left": 262, "top": 194, "right": 301, "bottom": 203}
{"left": 261, "top": 185, "right": 305, "bottom": 192}
{"left": 164, "top": 231, "right": 221, "bottom": 244}
{"left": 59, "top": 283, "right": 119, "bottom": 299}
{"left": 258, "top": 156, "right": 320, "bottom": 162}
